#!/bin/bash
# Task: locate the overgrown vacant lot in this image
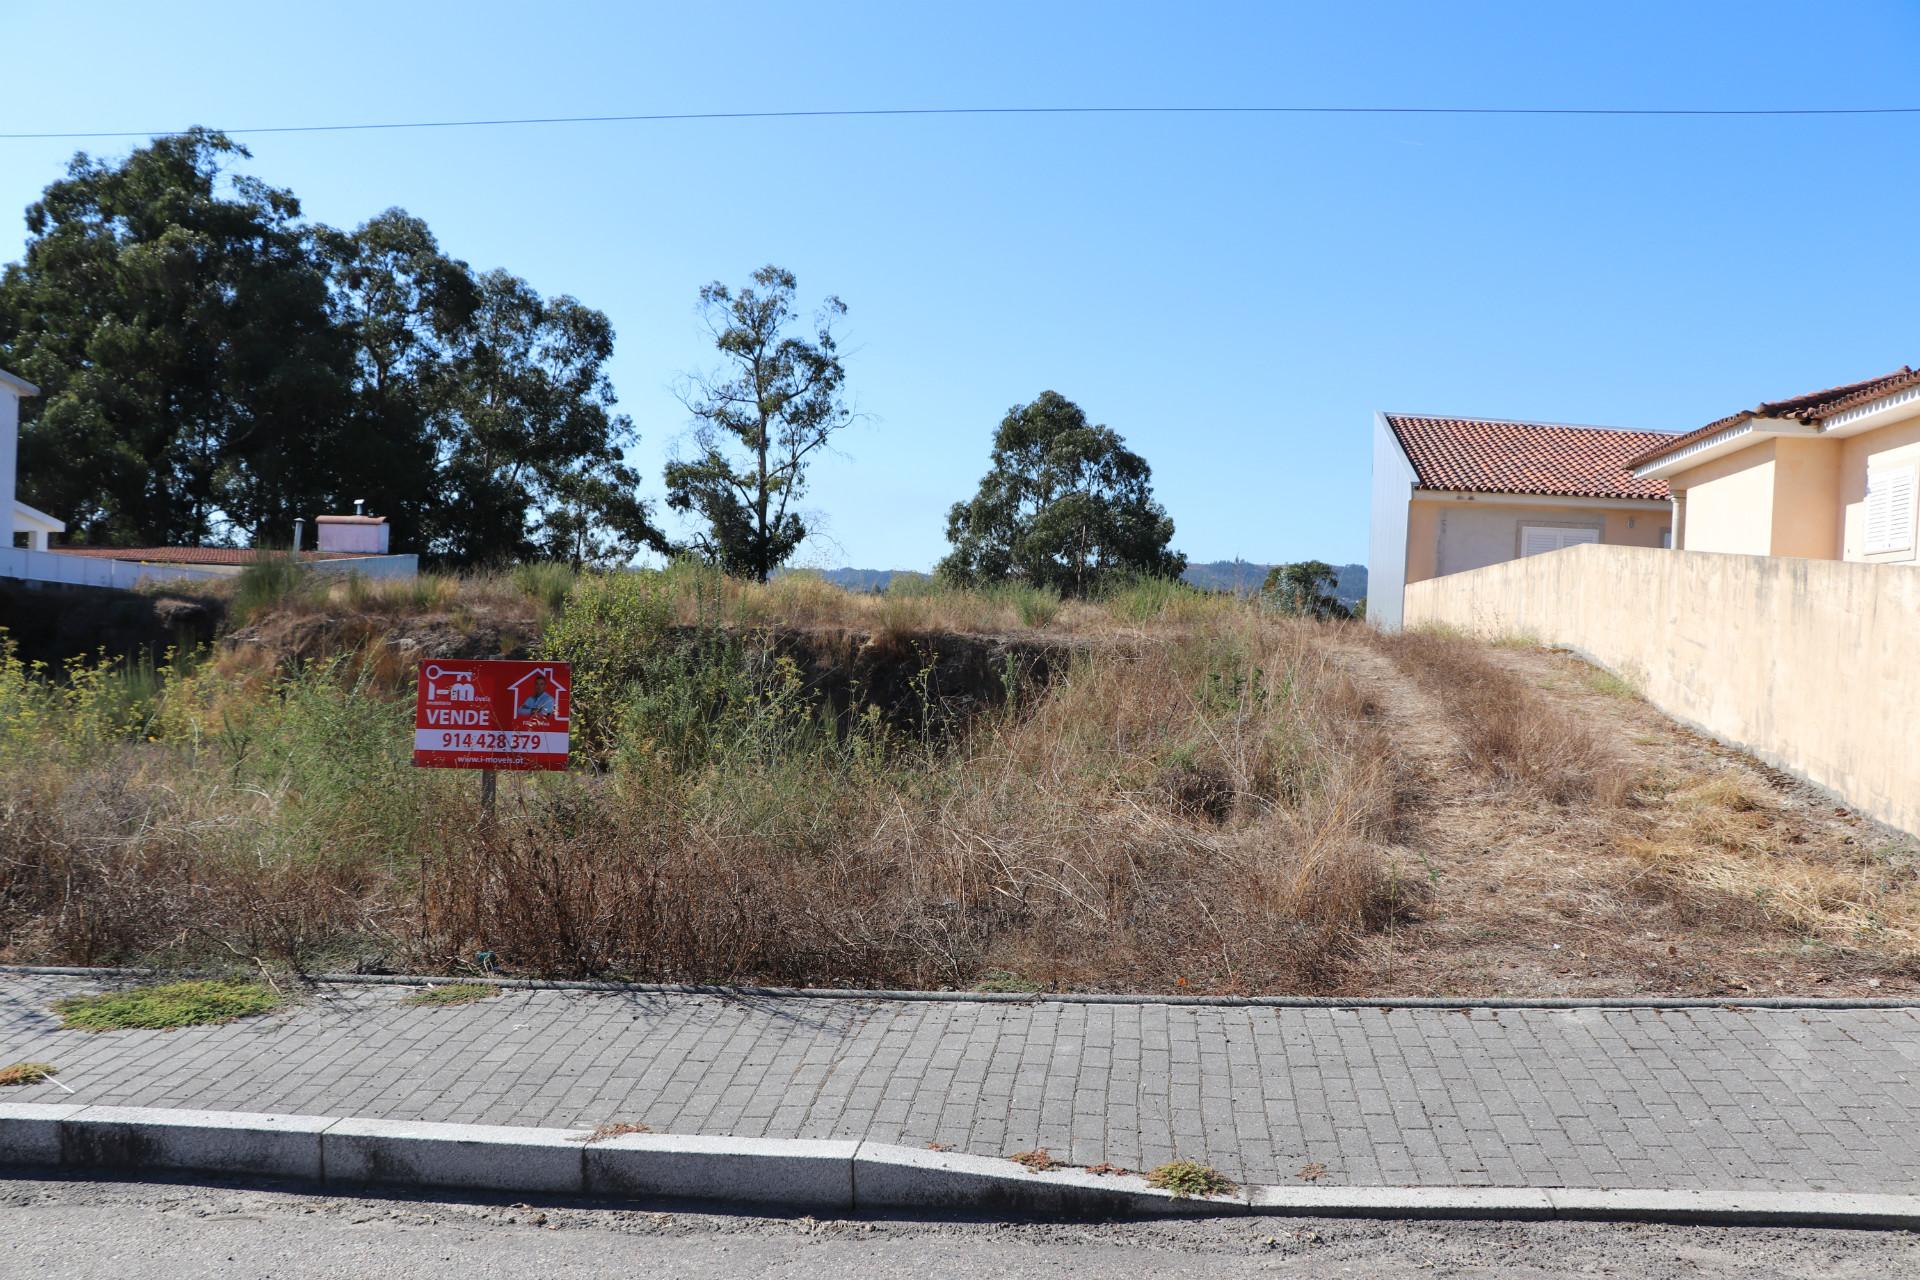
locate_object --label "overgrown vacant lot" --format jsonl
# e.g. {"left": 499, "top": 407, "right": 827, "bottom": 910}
{"left": 2, "top": 565, "right": 1914, "bottom": 997}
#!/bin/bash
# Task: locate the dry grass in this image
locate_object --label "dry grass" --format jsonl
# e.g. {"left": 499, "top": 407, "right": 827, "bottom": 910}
{"left": 573, "top": 1121, "right": 654, "bottom": 1143}
{"left": 28, "top": 571, "right": 1912, "bottom": 998}
{"left": 1329, "top": 634, "right": 1920, "bottom": 996}
{"left": 0, "top": 1062, "right": 57, "bottom": 1086}
{"left": 408, "top": 617, "right": 1408, "bottom": 991}
{"left": 1009, "top": 1148, "right": 1059, "bottom": 1172}
{"left": 1372, "top": 629, "right": 1635, "bottom": 806}
{"left": 658, "top": 563, "right": 1244, "bottom": 638}
{"left": 0, "top": 588, "right": 1408, "bottom": 995}
{"left": 1621, "top": 773, "right": 1920, "bottom": 956}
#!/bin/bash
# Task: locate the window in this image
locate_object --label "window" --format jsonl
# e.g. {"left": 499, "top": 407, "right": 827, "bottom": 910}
{"left": 1520, "top": 525, "right": 1601, "bottom": 557}
{"left": 1864, "top": 464, "right": 1917, "bottom": 556}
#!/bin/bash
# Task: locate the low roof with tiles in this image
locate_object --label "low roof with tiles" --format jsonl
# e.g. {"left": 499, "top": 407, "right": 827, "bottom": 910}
{"left": 1385, "top": 414, "right": 1675, "bottom": 501}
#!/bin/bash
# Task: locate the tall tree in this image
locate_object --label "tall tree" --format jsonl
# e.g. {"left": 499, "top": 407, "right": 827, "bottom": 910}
{"left": 317, "top": 209, "right": 479, "bottom": 553}
{"left": 436, "top": 270, "right": 666, "bottom": 566}
{"left": 664, "top": 265, "right": 851, "bottom": 581}
{"left": 937, "top": 391, "right": 1185, "bottom": 596}
{"left": 0, "top": 129, "right": 347, "bottom": 546}
{"left": 1262, "top": 560, "right": 1351, "bottom": 621}
{"left": 0, "top": 134, "right": 662, "bottom": 563}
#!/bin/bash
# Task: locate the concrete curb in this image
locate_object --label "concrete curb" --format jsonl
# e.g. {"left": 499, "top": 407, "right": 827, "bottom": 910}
{"left": 7, "top": 965, "right": 1918, "bottom": 1011}
{"left": 3, "top": 1103, "right": 1918, "bottom": 1228}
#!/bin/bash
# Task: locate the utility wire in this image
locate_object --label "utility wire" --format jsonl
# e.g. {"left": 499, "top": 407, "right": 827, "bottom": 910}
{"left": 3, "top": 103, "right": 1919, "bottom": 141}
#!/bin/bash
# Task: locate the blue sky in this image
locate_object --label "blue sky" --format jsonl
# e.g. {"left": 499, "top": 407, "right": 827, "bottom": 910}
{"left": 3, "top": 1, "right": 1917, "bottom": 569}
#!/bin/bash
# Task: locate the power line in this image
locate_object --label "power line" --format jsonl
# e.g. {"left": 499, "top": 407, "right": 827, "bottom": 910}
{"left": 3, "top": 102, "right": 1919, "bottom": 141}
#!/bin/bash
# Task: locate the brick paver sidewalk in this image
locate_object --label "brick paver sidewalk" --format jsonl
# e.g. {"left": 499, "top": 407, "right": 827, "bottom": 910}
{"left": 4, "top": 974, "right": 1918, "bottom": 1192}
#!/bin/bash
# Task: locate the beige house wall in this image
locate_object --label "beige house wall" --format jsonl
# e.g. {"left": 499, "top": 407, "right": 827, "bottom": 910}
{"left": 1404, "top": 544, "right": 1920, "bottom": 838}
{"left": 1406, "top": 502, "right": 1441, "bottom": 584}
{"left": 1662, "top": 414, "right": 1920, "bottom": 564}
{"left": 1403, "top": 494, "right": 1668, "bottom": 587}
{"left": 1840, "top": 417, "right": 1920, "bottom": 565}
{"left": 1769, "top": 437, "right": 1842, "bottom": 559}
{"left": 1670, "top": 444, "right": 1777, "bottom": 555}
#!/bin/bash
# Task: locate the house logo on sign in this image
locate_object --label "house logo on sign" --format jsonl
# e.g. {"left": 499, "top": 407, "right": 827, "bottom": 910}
{"left": 507, "top": 666, "right": 568, "bottom": 724}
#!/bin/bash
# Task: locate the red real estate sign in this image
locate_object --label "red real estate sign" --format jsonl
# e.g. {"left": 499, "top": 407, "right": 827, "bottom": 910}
{"left": 413, "top": 659, "right": 571, "bottom": 772}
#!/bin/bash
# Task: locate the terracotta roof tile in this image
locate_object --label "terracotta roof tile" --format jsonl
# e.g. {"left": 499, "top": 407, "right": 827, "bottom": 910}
{"left": 51, "top": 547, "right": 359, "bottom": 565}
{"left": 1627, "top": 364, "right": 1920, "bottom": 469}
{"left": 1385, "top": 415, "right": 1674, "bottom": 501}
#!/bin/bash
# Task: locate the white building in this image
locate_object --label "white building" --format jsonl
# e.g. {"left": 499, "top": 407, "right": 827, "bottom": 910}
{"left": 2, "top": 369, "right": 66, "bottom": 551}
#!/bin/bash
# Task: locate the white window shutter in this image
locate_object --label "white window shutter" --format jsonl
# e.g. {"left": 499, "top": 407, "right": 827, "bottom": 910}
{"left": 1521, "top": 526, "right": 1600, "bottom": 557}
{"left": 1865, "top": 465, "right": 1916, "bottom": 555}
{"left": 1521, "top": 527, "right": 1561, "bottom": 557}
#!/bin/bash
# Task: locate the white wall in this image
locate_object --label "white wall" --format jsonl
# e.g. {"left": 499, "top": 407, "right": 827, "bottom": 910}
{"left": 0, "top": 547, "right": 231, "bottom": 589}
{"left": 317, "top": 520, "right": 390, "bottom": 554}
{"left": 1366, "top": 412, "right": 1416, "bottom": 629}
{"left": 0, "top": 550, "right": 419, "bottom": 589}
{"left": 0, "top": 385, "right": 18, "bottom": 545}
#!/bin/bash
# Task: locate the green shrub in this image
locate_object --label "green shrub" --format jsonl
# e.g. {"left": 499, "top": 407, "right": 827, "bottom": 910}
{"left": 232, "top": 553, "right": 314, "bottom": 623}
{"left": 1101, "top": 574, "right": 1221, "bottom": 624}
{"left": 539, "top": 571, "right": 675, "bottom": 759}
{"left": 511, "top": 562, "right": 581, "bottom": 615}
{"left": 55, "top": 980, "right": 284, "bottom": 1031}
{"left": 1146, "top": 1159, "right": 1237, "bottom": 1199}
{"left": 0, "top": 635, "right": 179, "bottom": 760}
{"left": 984, "top": 583, "right": 1061, "bottom": 628}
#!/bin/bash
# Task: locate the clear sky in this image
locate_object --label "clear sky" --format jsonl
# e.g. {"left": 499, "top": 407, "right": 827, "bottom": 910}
{"left": 4, "top": 1, "right": 1917, "bottom": 570}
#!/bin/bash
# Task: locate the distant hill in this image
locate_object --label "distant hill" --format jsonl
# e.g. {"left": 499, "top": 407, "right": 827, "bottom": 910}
{"left": 804, "top": 562, "right": 1366, "bottom": 605}
{"left": 802, "top": 568, "right": 930, "bottom": 593}
{"left": 1181, "top": 560, "right": 1367, "bottom": 604}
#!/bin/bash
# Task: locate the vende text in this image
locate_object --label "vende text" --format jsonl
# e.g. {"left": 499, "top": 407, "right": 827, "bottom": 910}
{"left": 424, "top": 707, "right": 491, "bottom": 726}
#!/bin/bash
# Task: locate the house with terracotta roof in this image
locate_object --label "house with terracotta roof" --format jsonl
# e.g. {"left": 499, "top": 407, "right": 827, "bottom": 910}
{"left": 1627, "top": 365, "right": 1920, "bottom": 565}
{"left": 1367, "top": 412, "right": 1677, "bottom": 628}
{"left": 1, "top": 364, "right": 418, "bottom": 589}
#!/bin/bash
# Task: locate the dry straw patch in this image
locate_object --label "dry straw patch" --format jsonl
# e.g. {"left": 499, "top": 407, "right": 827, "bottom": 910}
{"left": 1621, "top": 773, "right": 1920, "bottom": 956}
{"left": 1373, "top": 629, "right": 1635, "bottom": 807}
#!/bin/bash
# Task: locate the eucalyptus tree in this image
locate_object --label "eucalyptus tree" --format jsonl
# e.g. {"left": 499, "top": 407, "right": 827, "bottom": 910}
{"left": 938, "top": 391, "right": 1184, "bottom": 596}
{"left": 664, "top": 265, "right": 851, "bottom": 581}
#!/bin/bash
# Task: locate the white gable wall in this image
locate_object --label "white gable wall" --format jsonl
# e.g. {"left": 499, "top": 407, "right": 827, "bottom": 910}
{"left": 0, "top": 377, "right": 18, "bottom": 542}
{"left": 1366, "top": 412, "right": 1416, "bottom": 630}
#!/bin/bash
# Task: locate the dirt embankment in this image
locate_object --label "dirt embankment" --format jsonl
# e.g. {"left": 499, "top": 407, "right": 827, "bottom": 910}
{"left": 224, "top": 604, "right": 1073, "bottom": 736}
{"left": 0, "top": 579, "right": 225, "bottom": 667}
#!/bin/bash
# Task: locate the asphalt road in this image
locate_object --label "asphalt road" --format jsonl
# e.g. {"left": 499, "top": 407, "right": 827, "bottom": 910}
{"left": 3, "top": 1177, "right": 1917, "bottom": 1279}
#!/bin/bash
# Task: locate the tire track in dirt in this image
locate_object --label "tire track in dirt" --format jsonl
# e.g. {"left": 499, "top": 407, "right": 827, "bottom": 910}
{"left": 1320, "top": 630, "right": 1919, "bottom": 998}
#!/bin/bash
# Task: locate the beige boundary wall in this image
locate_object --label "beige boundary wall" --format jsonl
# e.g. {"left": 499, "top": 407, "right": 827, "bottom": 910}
{"left": 1403, "top": 544, "right": 1920, "bottom": 839}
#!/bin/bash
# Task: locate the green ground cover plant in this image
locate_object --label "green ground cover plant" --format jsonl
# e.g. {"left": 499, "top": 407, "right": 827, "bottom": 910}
{"left": 402, "top": 982, "right": 502, "bottom": 1007}
{"left": 54, "top": 980, "right": 284, "bottom": 1031}
{"left": 1146, "top": 1159, "right": 1238, "bottom": 1199}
